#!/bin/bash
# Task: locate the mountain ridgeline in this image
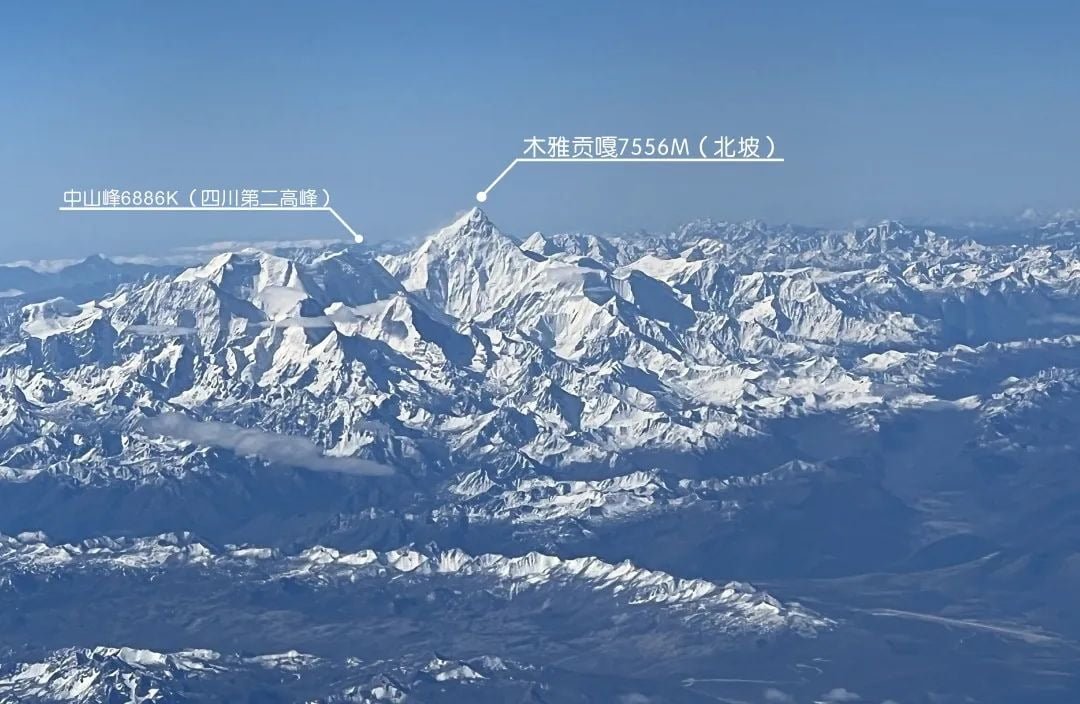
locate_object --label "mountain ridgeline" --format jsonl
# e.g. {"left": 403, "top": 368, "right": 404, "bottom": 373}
{"left": 2, "top": 209, "right": 1080, "bottom": 702}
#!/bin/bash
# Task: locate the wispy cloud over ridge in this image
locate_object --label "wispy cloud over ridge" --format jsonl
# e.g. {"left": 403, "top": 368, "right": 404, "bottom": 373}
{"left": 124, "top": 324, "right": 198, "bottom": 337}
{"left": 142, "top": 413, "right": 393, "bottom": 476}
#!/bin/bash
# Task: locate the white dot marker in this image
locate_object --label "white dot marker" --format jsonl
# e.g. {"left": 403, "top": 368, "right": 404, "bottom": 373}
{"left": 475, "top": 191, "right": 488, "bottom": 203}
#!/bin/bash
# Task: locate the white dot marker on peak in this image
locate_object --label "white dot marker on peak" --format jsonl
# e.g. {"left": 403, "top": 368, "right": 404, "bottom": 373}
{"left": 475, "top": 191, "right": 488, "bottom": 203}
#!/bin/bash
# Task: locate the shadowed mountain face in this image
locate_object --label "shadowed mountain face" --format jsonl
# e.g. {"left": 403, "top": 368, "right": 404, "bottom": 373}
{"left": 2, "top": 209, "right": 1080, "bottom": 702}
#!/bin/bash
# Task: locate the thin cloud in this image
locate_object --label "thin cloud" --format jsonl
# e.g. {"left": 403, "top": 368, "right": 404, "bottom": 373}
{"left": 764, "top": 688, "right": 796, "bottom": 704}
{"left": 1, "top": 258, "right": 82, "bottom": 273}
{"left": 124, "top": 324, "right": 198, "bottom": 337}
{"left": 258, "top": 316, "right": 337, "bottom": 330}
{"left": 175, "top": 238, "right": 347, "bottom": 254}
{"left": 142, "top": 413, "right": 393, "bottom": 476}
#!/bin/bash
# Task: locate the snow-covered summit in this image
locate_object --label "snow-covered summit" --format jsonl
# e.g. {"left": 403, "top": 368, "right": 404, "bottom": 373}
{"left": 3, "top": 209, "right": 1080, "bottom": 488}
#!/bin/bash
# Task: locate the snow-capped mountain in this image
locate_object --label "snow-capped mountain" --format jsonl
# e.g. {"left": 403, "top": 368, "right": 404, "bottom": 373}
{"left": 0, "top": 530, "right": 827, "bottom": 636}
{"left": 3, "top": 208, "right": 1080, "bottom": 702}
{"left": 4, "top": 208, "right": 1079, "bottom": 487}
{"left": 0, "top": 645, "right": 555, "bottom": 703}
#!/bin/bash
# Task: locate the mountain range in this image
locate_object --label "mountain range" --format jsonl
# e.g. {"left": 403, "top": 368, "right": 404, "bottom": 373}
{"left": 2, "top": 208, "right": 1080, "bottom": 702}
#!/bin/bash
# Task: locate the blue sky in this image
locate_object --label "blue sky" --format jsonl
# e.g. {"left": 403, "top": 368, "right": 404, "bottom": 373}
{"left": 2, "top": 1, "right": 1079, "bottom": 260}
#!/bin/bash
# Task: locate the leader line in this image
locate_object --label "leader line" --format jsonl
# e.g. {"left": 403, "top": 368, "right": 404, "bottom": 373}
{"left": 476, "top": 156, "right": 786, "bottom": 203}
